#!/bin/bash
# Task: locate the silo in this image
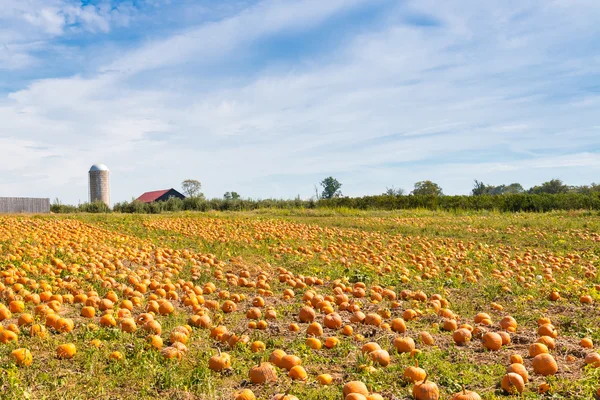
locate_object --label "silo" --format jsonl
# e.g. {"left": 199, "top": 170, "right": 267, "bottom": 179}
{"left": 89, "top": 164, "right": 110, "bottom": 206}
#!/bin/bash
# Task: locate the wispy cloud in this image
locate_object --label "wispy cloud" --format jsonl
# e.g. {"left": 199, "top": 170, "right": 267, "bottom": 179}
{"left": 1, "top": 0, "right": 600, "bottom": 202}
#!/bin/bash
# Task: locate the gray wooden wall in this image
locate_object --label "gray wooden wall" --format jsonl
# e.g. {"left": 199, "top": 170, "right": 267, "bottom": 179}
{"left": 0, "top": 197, "right": 51, "bottom": 213}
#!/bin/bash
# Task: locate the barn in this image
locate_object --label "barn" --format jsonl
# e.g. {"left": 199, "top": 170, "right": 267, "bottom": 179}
{"left": 136, "top": 189, "right": 186, "bottom": 203}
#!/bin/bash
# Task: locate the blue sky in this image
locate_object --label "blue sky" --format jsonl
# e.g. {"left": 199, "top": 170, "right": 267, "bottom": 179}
{"left": 1, "top": 0, "right": 600, "bottom": 204}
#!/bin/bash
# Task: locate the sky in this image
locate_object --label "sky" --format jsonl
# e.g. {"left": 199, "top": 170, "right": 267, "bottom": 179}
{"left": 1, "top": 0, "right": 600, "bottom": 204}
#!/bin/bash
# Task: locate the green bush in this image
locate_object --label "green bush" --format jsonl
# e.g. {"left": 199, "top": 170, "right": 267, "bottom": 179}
{"left": 54, "top": 193, "right": 600, "bottom": 214}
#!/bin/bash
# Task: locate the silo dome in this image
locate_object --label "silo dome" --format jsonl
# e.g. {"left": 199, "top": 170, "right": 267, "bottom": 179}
{"left": 90, "top": 164, "right": 110, "bottom": 172}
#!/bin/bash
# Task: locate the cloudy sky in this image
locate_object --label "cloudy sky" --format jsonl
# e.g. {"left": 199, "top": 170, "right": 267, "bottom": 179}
{"left": 1, "top": 0, "right": 599, "bottom": 204}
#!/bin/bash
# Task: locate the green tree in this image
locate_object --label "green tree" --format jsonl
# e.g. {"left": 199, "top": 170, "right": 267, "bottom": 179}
{"left": 529, "top": 179, "right": 568, "bottom": 194}
{"left": 412, "top": 180, "right": 443, "bottom": 196}
{"left": 504, "top": 183, "right": 524, "bottom": 194}
{"left": 320, "top": 177, "right": 343, "bottom": 199}
{"left": 384, "top": 186, "right": 405, "bottom": 196}
{"left": 181, "top": 179, "right": 203, "bottom": 198}
{"left": 473, "top": 180, "right": 524, "bottom": 195}
{"left": 472, "top": 180, "right": 489, "bottom": 196}
{"left": 224, "top": 192, "right": 241, "bottom": 200}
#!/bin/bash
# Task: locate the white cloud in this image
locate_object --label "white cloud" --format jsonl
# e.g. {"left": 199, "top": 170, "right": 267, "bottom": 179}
{"left": 1, "top": 0, "right": 600, "bottom": 202}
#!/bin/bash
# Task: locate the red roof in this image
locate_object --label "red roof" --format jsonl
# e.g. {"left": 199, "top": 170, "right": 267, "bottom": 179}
{"left": 136, "top": 189, "right": 171, "bottom": 203}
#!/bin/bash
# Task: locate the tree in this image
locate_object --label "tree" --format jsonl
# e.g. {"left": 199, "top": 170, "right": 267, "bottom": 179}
{"left": 181, "top": 179, "right": 203, "bottom": 198}
{"left": 472, "top": 180, "right": 524, "bottom": 195}
{"left": 384, "top": 186, "right": 405, "bottom": 196}
{"left": 529, "top": 179, "right": 568, "bottom": 194}
{"left": 320, "top": 177, "right": 342, "bottom": 199}
{"left": 384, "top": 186, "right": 404, "bottom": 196}
{"left": 472, "top": 180, "right": 488, "bottom": 196}
{"left": 223, "top": 192, "right": 240, "bottom": 200}
{"left": 504, "top": 183, "right": 524, "bottom": 194}
{"left": 412, "top": 180, "right": 443, "bottom": 196}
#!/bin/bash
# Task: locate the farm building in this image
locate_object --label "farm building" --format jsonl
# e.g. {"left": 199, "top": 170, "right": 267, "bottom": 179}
{"left": 0, "top": 197, "right": 50, "bottom": 213}
{"left": 136, "top": 189, "right": 186, "bottom": 203}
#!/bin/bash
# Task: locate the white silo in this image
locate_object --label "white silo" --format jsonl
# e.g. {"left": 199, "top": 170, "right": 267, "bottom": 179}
{"left": 89, "top": 164, "right": 110, "bottom": 206}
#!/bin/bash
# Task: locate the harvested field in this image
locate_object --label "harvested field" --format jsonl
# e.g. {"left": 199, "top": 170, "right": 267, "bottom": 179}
{"left": 1, "top": 210, "right": 600, "bottom": 399}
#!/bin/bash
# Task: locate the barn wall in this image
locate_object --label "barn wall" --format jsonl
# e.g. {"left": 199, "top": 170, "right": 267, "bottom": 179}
{"left": 0, "top": 197, "right": 51, "bottom": 213}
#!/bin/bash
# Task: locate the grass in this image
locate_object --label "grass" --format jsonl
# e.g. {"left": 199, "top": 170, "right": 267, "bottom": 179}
{"left": 0, "top": 210, "right": 599, "bottom": 399}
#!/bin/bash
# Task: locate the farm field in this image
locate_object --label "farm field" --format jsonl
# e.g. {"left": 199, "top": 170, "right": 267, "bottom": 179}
{"left": 1, "top": 210, "right": 600, "bottom": 399}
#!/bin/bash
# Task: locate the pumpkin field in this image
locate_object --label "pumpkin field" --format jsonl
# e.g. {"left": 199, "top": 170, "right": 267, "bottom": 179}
{"left": 1, "top": 210, "right": 600, "bottom": 400}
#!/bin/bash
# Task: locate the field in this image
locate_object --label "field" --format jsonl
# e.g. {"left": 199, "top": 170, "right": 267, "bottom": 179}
{"left": 1, "top": 209, "right": 600, "bottom": 400}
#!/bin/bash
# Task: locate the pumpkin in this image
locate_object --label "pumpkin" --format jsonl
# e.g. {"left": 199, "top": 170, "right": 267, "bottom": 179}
{"left": 81, "top": 306, "right": 96, "bottom": 318}
{"left": 450, "top": 387, "right": 482, "bottom": 400}
{"left": 532, "top": 353, "right": 558, "bottom": 375}
{"left": 0, "top": 330, "right": 18, "bottom": 344}
{"left": 442, "top": 319, "right": 458, "bottom": 332}
{"left": 474, "top": 313, "right": 491, "bottom": 324}
{"left": 361, "top": 342, "right": 381, "bottom": 354}
{"left": 343, "top": 381, "right": 369, "bottom": 397}
{"left": 246, "top": 307, "right": 262, "bottom": 320}
{"left": 99, "top": 314, "right": 117, "bottom": 328}
{"left": 538, "top": 323, "right": 557, "bottom": 338}
{"left": 249, "top": 362, "right": 277, "bottom": 384}
{"left": 271, "top": 393, "right": 299, "bottom": 400}
{"left": 17, "top": 313, "right": 33, "bottom": 326}
{"left": 497, "top": 331, "right": 511, "bottom": 345}
{"left": 345, "top": 395, "right": 367, "bottom": 400}
{"left": 420, "top": 331, "right": 435, "bottom": 345}
{"left": 412, "top": 374, "right": 440, "bottom": 400}
{"left": 306, "top": 337, "right": 322, "bottom": 350}
{"left": 144, "top": 320, "right": 162, "bottom": 335}
{"left": 316, "top": 373, "right": 333, "bottom": 385}
{"left": 481, "top": 332, "right": 502, "bottom": 351}
{"left": 538, "top": 382, "right": 551, "bottom": 393}
{"left": 499, "top": 316, "right": 517, "bottom": 332}
{"left": 536, "top": 335, "right": 555, "bottom": 349}
{"left": 10, "top": 348, "right": 32, "bottom": 367}
{"left": 56, "top": 343, "right": 76, "bottom": 359}
{"left": 307, "top": 322, "right": 323, "bottom": 337}
{"left": 298, "top": 306, "right": 316, "bottom": 322}
{"left": 529, "top": 343, "right": 549, "bottom": 357}
{"left": 119, "top": 318, "right": 137, "bottom": 333}
{"left": 453, "top": 328, "right": 472, "bottom": 345}
{"left": 581, "top": 338, "right": 594, "bottom": 348}
{"left": 109, "top": 351, "right": 124, "bottom": 361}
{"left": 391, "top": 318, "right": 407, "bottom": 333}
{"left": 404, "top": 360, "right": 426, "bottom": 383}
{"left": 501, "top": 373, "right": 524, "bottom": 394}
{"left": 507, "top": 363, "right": 529, "bottom": 382}
{"left": 289, "top": 365, "right": 308, "bottom": 380}
{"left": 208, "top": 348, "right": 231, "bottom": 371}
{"left": 364, "top": 313, "right": 382, "bottom": 326}
{"left": 584, "top": 352, "right": 600, "bottom": 368}
{"left": 280, "top": 354, "right": 302, "bottom": 371}
{"left": 325, "top": 336, "right": 339, "bottom": 348}
{"left": 161, "top": 346, "right": 183, "bottom": 360}
{"left": 394, "top": 336, "right": 416, "bottom": 353}
{"left": 510, "top": 353, "right": 523, "bottom": 364}
{"left": 221, "top": 300, "right": 237, "bottom": 313}
{"left": 368, "top": 349, "right": 390, "bottom": 367}
{"left": 147, "top": 335, "right": 163, "bottom": 349}
{"left": 55, "top": 318, "right": 74, "bottom": 333}
{"left": 234, "top": 389, "right": 256, "bottom": 400}
{"left": 158, "top": 300, "right": 174, "bottom": 315}
{"left": 268, "top": 349, "right": 287, "bottom": 367}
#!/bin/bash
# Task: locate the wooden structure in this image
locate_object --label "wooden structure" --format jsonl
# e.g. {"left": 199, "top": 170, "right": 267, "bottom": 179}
{"left": 0, "top": 197, "right": 51, "bottom": 213}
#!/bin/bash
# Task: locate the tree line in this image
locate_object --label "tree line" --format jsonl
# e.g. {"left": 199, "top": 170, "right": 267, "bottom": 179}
{"left": 50, "top": 177, "right": 600, "bottom": 214}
